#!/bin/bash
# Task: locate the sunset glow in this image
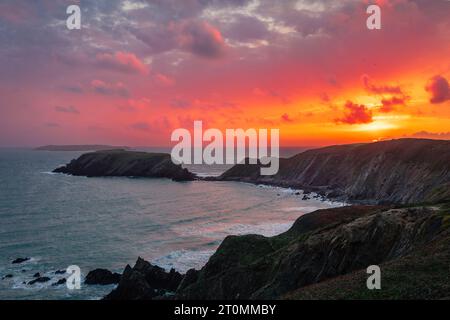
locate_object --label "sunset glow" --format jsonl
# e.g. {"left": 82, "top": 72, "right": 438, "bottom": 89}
{"left": 0, "top": 0, "right": 449, "bottom": 147}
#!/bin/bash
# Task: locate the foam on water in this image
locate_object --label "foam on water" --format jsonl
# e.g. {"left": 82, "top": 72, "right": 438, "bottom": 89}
{"left": 153, "top": 249, "right": 217, "bottom": 273}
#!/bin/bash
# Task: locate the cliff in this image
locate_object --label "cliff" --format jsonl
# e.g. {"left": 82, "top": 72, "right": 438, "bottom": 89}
{"left": 53, "top": 150, "right": 196, "bottom": 181}
{"left": 104, "top": 203, "right": 449, "bottom": 300}
{"left": 219, "top": 138, "right": 450, "bottom": 204}
{"left": 174, "top": 203, "right": 449, "bottom": 300}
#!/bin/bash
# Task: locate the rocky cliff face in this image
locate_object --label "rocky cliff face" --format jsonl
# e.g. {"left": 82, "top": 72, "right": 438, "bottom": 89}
{"left": 174, "top": 204, "right": 449, "bottom": 300}
{"left": 219, "top": 139, "right": 450, "bottom": 204}
{"left": 103, "top": 204, "right": 450, "bottom": 300}
{"left": 104, "top": 257, "right": 183, "bottom": 300}
{"left": 53, "top": 150, "right": 196, "bottom": 181}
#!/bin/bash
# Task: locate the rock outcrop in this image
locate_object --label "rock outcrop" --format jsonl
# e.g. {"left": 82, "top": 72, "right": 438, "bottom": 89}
{"left": 85, "top": 269, "right": 121, "bottom": 285}
{"left": 219, "top": 139, "right": 450, "bottom": 204}
{"left": 104, "top": 257, "right": 183, "bottom": 300}
{"left": 12, "top": 257, "right": 30, "bottom": 264}
{"left": 174, "top": 204, "right": 449, "bottom": 299}
{"left": 28, "top": 277, "right": 51, "bottom": 285}
{"left": 53, "top": 150, "right": 196, "bottom": 181}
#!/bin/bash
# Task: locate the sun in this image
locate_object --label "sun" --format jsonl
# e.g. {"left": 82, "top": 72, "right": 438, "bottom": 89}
{"left": 351, "top": 120, "right": 397, "bottom": 132}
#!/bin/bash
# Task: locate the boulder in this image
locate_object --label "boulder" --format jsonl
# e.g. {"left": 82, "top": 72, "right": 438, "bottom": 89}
{"left": 85, "top": 268, "right": 121, "bottom": 285}
{"left": 105, "top": 257, "right": 183, "bottom": 300}
{"left": 52, "top": 278, "right": 66, "bottom": 286}
{"left": 12, "top": 257, "right": 30, "bottom": 264}
{"left": 28, "top": 277, "right": 50, "bottom": 285}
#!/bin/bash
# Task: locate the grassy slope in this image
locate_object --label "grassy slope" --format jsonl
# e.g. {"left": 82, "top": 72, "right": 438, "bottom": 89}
{"left": 283, "top": 204, "right": 450, "bottom": 300}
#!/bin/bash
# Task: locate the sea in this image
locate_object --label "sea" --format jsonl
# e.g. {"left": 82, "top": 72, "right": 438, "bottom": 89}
{"left": 0, "top": 148, "right": 343, "bottom": 300}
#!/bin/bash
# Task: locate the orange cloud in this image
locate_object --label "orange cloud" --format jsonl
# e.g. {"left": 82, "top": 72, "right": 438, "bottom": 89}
{"left": 362, "top": 75, "right": 403, "bottom": 95}
{"left": 379, "top": 96, "right": 407, "bottom": 113}
{"left": 336, "top": 101, "right": 373, "bottom": 125}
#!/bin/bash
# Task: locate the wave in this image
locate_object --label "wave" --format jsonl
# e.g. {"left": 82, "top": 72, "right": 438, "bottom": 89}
{"left": 153, "top": 249, "right": 216, "bottom": 273}
{"left": 172, "top": 220, "right": 293, "bottom": 239}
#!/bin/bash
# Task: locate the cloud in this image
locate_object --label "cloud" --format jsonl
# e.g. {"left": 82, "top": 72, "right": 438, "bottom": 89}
{"left": 425, "top": 75, "right": 450, "bottom": 104}
{"left": 55, "top": 105, "right": 79, "bottom": 114}
{"left": 177, "top": 21, "right": 227, "bottom": 59}
{"left": 95, "top": 51, "right": 149, "bottom": 75}
{"left": 130, "top": 122, "right": 150, "bottom": 131}
{"left": 130, "top": 118, "right": 172, "bottom": 133}
{"left": 379, "top": 96, "right": 407, "bottom": 113}
{"left": 128, "top": 98, "right": 151, "bottom": 109}
{"left": 252, "top": 87, "right": 290, "bottom": 104}
{"left": 117, "top": 105, "right": 136, "bottom": 113}
{"left": 336, "top": 101, "right": 373, "bottom": 125}
{"left": 281, "top": 113, "right": 293, "bottom": 123}
{"left": 319, "top": 92, "right": 330, "bottom": 103}
{"left": 61, "top": 85, "right": 83, "bottom": 94}
{"left": 91, "top": 80, "right": 129, "bottom": 97}
{"left": 155, "top": 73, "right": 175, "bottom": 86}
{"left": 362, "top": 75, "right": 403, "bottom": 95}
{"left": 224, "top": 15, "right": 269, "bottom": 42}
{"left": 409, "top": 131, "right": 450, "bottom": 140}
{"left": 121, "top": 0, "right": 148, "bottom": 12}
{"left": 170, "top": 98, "right": 192, "bottom": 108}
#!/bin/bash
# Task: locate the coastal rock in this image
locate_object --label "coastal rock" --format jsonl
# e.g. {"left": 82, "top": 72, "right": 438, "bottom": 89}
{"left": 54, "top": 270, "right": 65, "bottom": 275}
{"left": 12, "top": 257, "right": 30, "bottom": 264}
{"left": 175, "top": 205, "right": 447, "bottom": 299}
{"left": 28, "top": 277, "right": 50, "bottom": 285}
{"left": 105, "top": 257, "right": 183, "bottom": 300}
{"left": 33, "top": 272, "right": 40, "bottom": 278}
{"left": 218, "top": 139, "right": 450, "bottom": 204}
{"left": 52, "top": 278, "right": 66, "bottom": 286}
{"left": 2, "top": 274, "right": 13, "bottom": 280}
{"left": 53, "top": 150, "right": 196, "bottom": 182}
{"left": 177, "top": 269, "right": 199, "bottom": 292}
{"left": 85, "top": 269, "right": 121, "bottom": 285}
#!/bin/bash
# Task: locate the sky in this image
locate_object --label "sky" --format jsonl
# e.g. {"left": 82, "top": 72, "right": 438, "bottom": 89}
{"left": 0, "top": 0, "right": 449, "bottom": 147}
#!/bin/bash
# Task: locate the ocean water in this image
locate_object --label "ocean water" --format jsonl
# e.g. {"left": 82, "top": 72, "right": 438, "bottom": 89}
{"left": 0, "top": 149, "right": 342, "bottom": 300}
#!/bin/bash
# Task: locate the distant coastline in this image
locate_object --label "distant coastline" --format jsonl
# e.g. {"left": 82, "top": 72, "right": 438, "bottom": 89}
{"left": 34, "top": 145, "right": 130, "bottom": 151}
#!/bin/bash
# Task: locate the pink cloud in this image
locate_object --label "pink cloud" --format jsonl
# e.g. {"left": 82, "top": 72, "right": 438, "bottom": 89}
{"left": 0, "top": 3, "right": 34, "bottom": 24}
{"left": 156, "top": 73, "right": 175, "bottom": 86}
{"left": 127, "top": 98, "right": 151, "bottom": 109}
{"left": 176, "top": 21, "right": 226, "bottom": 59}
{"left": 425, "top": 75, "right": 450, "bottom": 104}
{"left": 361, "top": 75, "right": 403, "bottom": 95}
{"left": 95, "top": 51, "right": 149, "bottom": 75}
{"left": 91, "top": 80, "right": 129, "bottom": 97}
